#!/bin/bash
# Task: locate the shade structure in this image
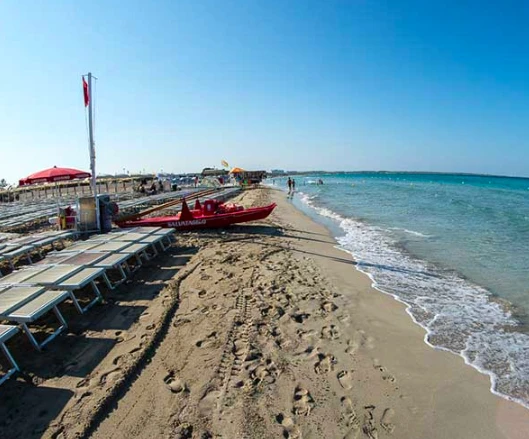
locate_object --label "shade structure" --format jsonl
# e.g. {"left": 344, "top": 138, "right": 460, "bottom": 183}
{"left": 230, "top": 167, "right": 245, "bottom": 174}
{"left": 19, "top": 166, "right": 91, "bottom": 186}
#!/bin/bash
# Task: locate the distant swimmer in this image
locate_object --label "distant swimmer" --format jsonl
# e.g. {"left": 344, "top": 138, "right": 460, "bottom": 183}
{"left": 318, "top": 178, "right": 323, "bottom": 185}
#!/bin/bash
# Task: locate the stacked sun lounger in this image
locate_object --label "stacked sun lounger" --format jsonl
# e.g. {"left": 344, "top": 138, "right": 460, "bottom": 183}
{"left": 0, "top": 230, "right": 77, "bottom": 273}
{"left": 0, "top": 226, "right": 175, "bottom": 384}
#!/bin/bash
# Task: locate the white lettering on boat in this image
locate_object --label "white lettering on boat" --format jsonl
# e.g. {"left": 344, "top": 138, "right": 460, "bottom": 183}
{"left": 167, "top": 219, "right": 208, "bottom": 227}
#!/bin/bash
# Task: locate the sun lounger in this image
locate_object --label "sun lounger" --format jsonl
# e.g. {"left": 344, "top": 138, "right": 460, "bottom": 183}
{"left": 22, "top": 264, "right": 83, "bottom": 287}
{"left": 0, "top": 245, "right": 36, "bottom": 268}
{"left": 0, "top": 286, "right": 47, "bottom": 316}
{"left": 34, "top": 252, "right": 73, "bottom": 266}
{"left": 64, "top": 241, "right": 101, "bottom": 252}
{"left": 131, "top": 226, "right": 163, "bottom": 234}
{"left": 0, "top": 325, "right": 19, "bottom": 385}
{"left": 136, "top": 234, "right": 168, "bottom": 254}
{"left": 89, "top": 241, "right": 132, "bottom": 253}
{"left": 85, "top": 233, "right": 122, "bottom": 242}
{"left": 53, "top": 267, "right": 108, "bottom": 313}
{"left": 111, "top": 232, "right": 152, "bottom": 242}
{"left": 91, "top": 253, "right": 131, "bottom": 289}
{"left": 118, "top": 242, "right": 152, "bottom": 263}
{"left": 110, "top": 234, "right": 159, "bottom": 259}
{"left": 152, "top": 228, "right": 176, "bottom": 249}
{"left": 0, "top": 266, "right": 51, "bottom": 287}
{"left": 58, "top": 252, "right": 107, "bottom": 266}
{"left": 1, "top": 290, "right": 69, "bottom": 350}
{"left": 32, "top": 235, "right": 65, "bottom": 251}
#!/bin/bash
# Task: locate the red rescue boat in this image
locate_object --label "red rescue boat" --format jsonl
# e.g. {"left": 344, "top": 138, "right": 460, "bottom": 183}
{"left": 116, "top": 198, "right": 276, "bottom": 230}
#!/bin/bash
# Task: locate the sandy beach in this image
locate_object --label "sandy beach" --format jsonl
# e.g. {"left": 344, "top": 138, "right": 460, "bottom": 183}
{"left": 1, "top": 186, "right": 529, "bottom": 439}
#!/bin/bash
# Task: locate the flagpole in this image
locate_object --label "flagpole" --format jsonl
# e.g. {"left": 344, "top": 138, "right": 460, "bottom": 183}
{"left": 86, "top": 72, "right": 100, "bottom": 231}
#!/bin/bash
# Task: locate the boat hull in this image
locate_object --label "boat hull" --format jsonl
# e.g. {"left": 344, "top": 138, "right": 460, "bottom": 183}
{"left": 116, "top": 203, "right": 276, "bottom": 230}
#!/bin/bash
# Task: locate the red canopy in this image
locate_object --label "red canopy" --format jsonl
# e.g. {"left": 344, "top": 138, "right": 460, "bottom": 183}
{"left": 19, "top": 166, "right": 91, "bottom": 186}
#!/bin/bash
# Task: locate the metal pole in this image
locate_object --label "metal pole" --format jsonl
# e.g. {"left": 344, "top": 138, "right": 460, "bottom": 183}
{"left": 87, "top": 72, "right": 100, "bottom": 231}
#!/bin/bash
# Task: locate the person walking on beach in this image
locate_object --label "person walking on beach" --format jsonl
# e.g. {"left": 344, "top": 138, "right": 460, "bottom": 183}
{"left": 292, "top": 178, "right": 296, "bottom": 194}
{"left": 287, "top": 177, "right": 292, "bottom": 195}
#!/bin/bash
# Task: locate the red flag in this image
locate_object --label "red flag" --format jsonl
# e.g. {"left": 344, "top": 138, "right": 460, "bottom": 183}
{"left": 82, "top": 77, "right": 89, "bottom": 107}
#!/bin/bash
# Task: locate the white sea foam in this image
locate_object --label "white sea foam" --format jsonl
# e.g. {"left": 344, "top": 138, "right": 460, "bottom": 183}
{"left": 297, "top": 192, "right": 529, "bottom": 409}
{"left": 390, "top": 227, "right": 433, "bottom": 238}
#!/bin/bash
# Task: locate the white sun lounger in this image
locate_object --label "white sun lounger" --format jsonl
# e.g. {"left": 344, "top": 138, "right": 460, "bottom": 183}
{"left": 34, "top": 252, "right": 73, "bottom": 266}
{"left": 118, "top": 242, "right": 152, "bottom": 264}
{"left": 18, "top": 265, "right": 83, "bottom": 288}
{"left": 88, "top": 241, "right": 132, "bottom": 253}
{"left": 1, "top": 290, "right": 70, "bottom": 351}
{"left": 152, "top": 228, "right": 176, "bottom": 249}
{"left": 0, "top": 245, "right": 36, "bottom": 268}
{"left": 0, "top": 286, "right": 47, "bottom": 316}
{"left": 64, "top": 241, "right": 101, "bottom": 252}
{"left": 85, "top": 233, "right": 123, "bottom": 242}
{"left": 31, "top": 235, "right": 65, "bottom": 251}
{"left": 91, "top": 253, "right": 131, "bottom": 289}
{"left": 0, "top": 325, "right": 19, "bottom": 385}
{"left": 111, "top": 235, "right": 159, "bottom": 259}
{"left": 0, "top": 266, "right": 51, "bottom": 287}
{"left": 58, "top": 252, "right": 108, "bottom": 267}
{"left": 130, "top": 226, "right": 163, "bottom": 234}
{"left": 53, "top": 267, "right": 108, "bottom": 313}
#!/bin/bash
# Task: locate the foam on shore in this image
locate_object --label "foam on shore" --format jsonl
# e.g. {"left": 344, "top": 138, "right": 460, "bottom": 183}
{"left": 296, "top": 189, "right": 529, "bottom": 409}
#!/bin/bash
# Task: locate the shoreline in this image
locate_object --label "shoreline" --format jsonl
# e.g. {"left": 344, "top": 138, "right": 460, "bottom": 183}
{"left": 288, "top": 183, "right": 529, "bottom": 411}
{"left": 269, "top": 187, "right": 529, "bottom": 438}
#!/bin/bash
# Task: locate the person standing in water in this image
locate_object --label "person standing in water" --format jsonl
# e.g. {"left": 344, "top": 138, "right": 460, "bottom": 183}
{"left": 291, "top": 179, "right": 296, "bottom": 195}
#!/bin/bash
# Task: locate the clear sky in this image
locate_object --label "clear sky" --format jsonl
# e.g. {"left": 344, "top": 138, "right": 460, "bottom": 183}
{"left": 1, "top": 0, "right": 529, "bottom": 184}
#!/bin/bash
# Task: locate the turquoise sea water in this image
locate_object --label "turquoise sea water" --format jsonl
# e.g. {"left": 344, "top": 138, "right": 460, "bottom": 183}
{"left": 270, "top": 173, "right": 529, "bottom": 408}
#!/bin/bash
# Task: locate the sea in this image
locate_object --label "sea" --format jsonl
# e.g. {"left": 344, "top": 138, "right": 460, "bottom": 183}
{"left": 269, "top": 172, "right": 529, "bottom": 408}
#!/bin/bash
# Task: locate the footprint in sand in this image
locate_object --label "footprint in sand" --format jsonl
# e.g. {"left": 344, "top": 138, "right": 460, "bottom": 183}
{"left": 320, "top": 301, "right": 338, "bottom": 314}
{"left": 198, "top": 388, "right": 220, "bottom": 416}
{"left": 164, "top": 372, "right": 187, "bottom": 394}
{"left": 362, "top": 406, "right": 379, "bottom": 439}
{"left": 233, "top": 339, "right": 248, "bottom": 358}
{"left": 373, "top": 359, "right": 396, "bottom": 383}
{"left": 343, "top": 429, "right": 360, "bottom": 439}
{"left": 291, "top": 312, "right": 311, "bottom": 324}
{"left": 172, "top": 424, "right": 194, "bottom": 439}
{"left": 380, "top": 408, "right": 396, "bottom": 434}
{"left": 296, "top": 345, "right": 320, "bottom": 361}
{"left": 100, "top": 368, "right": 122, "bottom": 385}
{"left": 341, "top": 396, "right": 360, "bottom": 429}
{"left": 198, "top": 289, "right": 207, "bottom": 298}
{"left": 297, "top": 329, "right": 317, "bottom": 340}
{"left": 195, "top": 331, "right": 218, "bottom": 348}
{"left": 277, "top": 413, "right": 302, "bottom": 439}
{"left": 321, "top": 325, "right": 341, "bottom": 340}
{"left": 250, "top": 359, "right": 280, "bottom": 385}
{"left": 314, "top": 353, "right": 336, "bottom": 374}
{"left": 337, "top": 370, "right": 354, "bottom": 390}
{"left": 292, "top": 386, "right": 315, "bottom": 417}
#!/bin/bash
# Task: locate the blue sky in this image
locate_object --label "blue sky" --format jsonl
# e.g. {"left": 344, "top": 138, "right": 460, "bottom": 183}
{"left": 1, "top": 0, "right": 529, "bottom": 183}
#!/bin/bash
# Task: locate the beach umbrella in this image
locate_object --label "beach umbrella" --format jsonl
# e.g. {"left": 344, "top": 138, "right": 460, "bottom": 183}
{"left": 19, "top": 166, "right": 91, "bottom": 186}
{"left": 230, "top": 167, "right": 245, "bottom": 174}
{"left": 18, "top": 166, "right": 92, "bottom": 229}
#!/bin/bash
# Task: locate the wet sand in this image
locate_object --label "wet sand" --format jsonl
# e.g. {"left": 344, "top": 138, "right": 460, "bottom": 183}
{"left": 1, "top": 187, "right": 528, "bottom": 438}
